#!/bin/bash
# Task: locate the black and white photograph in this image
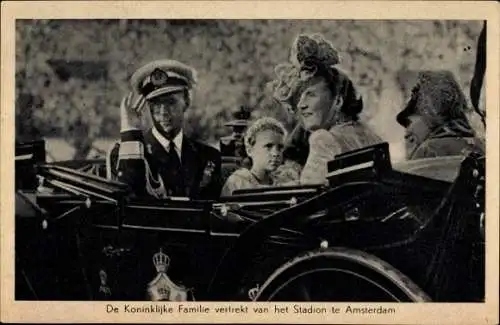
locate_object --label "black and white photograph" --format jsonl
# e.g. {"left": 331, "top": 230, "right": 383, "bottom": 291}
{"left": 2, "top": 1, "right": 499, "bottom": 324}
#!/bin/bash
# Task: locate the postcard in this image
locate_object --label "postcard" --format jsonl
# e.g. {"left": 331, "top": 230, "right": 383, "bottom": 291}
{"left": 1, "top": 1, "right": 498, "bottom": 324}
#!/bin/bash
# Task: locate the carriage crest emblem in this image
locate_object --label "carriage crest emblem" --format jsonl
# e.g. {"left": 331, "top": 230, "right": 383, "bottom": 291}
{"left": 147, "top": 248, "right": 190, "bottom": 301}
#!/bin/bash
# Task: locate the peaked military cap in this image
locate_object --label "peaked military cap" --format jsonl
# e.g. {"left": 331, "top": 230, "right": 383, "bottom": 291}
{"left": 130, "top": 59, "right": 198, "bottom": 100}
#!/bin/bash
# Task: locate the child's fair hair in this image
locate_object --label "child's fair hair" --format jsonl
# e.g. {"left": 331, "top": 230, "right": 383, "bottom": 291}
{"left": 244, "top": 117, "right": 288, "bottom": 154}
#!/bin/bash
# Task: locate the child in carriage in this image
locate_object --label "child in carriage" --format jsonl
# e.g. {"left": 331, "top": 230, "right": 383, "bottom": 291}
{"left": 220, "top": 117, "right": 289, "bottom": 196}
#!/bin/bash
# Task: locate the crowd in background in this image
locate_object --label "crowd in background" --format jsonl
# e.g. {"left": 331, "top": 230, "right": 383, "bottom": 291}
{"left": 15, "top": 20, "right": 485, "bottom": 160}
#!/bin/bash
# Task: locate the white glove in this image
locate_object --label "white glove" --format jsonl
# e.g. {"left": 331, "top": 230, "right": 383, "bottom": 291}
{"left": 120, "top": 92, "right": 146, "bottom": 132}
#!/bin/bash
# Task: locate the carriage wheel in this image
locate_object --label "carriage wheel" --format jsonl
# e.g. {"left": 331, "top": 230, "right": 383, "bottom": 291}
{"left": 253, "top": 248, "right": 430, "bottom": 302}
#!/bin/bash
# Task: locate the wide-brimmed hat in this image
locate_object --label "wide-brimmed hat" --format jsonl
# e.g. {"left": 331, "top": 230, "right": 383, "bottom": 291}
{"left": 270, "top": 33, "right": 340, "bottom": 108}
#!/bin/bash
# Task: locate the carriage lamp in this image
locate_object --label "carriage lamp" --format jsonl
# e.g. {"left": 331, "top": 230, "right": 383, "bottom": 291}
{"left": 289, "top": 197, "right": 298, "bottom": 206}
{"left": 42, "top": 219, "right": 48, "bottom": 230}
{"left": 320, "top": 240, "right": 329, "bottom": 249}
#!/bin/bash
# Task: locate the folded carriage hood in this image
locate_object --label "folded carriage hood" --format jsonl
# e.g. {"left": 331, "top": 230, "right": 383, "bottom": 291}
{"left": 392, "top": 155, "right": 464, "bottom": 183}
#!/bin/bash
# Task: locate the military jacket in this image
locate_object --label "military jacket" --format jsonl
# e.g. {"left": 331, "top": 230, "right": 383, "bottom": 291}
{"left": 107, "top": 129, "right": 222, "bottom": 200}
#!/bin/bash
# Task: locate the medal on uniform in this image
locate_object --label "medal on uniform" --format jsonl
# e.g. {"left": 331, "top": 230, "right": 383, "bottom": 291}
{"left": 147, "top": 248, "right": 190, "bottom": 301}
{"left": 200, "top": 160, "right": 216, "bottom": 188}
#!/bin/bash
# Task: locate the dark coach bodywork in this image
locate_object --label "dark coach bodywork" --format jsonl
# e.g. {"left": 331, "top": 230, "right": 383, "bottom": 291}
{"left": 14, "top": 140, "right": 485, "bottom": 302}
{"left": 207, "top": 144, "right": 484, "bottom": 301}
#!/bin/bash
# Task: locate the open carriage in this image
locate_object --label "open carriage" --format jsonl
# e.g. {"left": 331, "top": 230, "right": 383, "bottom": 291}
{"left": 15, "top": 126, "right": 485, "bottom": 302}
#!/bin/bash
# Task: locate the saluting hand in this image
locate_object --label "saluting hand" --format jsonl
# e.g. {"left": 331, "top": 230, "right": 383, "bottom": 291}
{"left": 120, "top": 91, "right": 147, "bottom": 132}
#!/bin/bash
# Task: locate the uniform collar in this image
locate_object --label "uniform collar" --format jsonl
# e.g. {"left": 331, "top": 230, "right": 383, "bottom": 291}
{"left": 152, "top": 127, "right": 183, "bottom": 159}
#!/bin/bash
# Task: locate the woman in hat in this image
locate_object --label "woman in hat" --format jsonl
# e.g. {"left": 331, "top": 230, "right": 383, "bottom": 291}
{"left": 271, "top": 33, "right": 383, "bottom": 185}
{"left": 397, "top": 70, "right": 485, "bottom": 160}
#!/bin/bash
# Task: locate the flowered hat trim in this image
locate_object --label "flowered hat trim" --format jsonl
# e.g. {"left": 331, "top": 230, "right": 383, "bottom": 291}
{"left": 271, "top": 33, "right": 340, "bottom": 107}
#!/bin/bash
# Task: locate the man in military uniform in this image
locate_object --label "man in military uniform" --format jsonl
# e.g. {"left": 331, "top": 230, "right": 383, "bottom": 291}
{"left": 396, "top": 70, "right": 485, "bottom": 160}
{"left": 107, "top": 59, "right": 222, "bottom": 199}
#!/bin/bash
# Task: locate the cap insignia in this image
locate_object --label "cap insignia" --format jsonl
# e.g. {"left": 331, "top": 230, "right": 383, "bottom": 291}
{"left": 151, "top": 68, "right": 169, "bottom": 87}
